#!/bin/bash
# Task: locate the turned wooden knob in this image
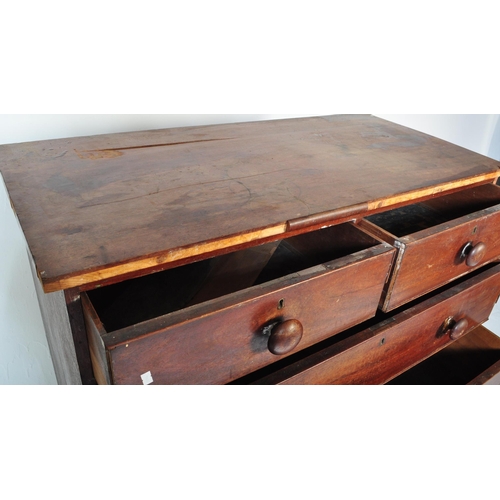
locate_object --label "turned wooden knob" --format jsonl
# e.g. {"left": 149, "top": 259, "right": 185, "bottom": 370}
{"left": 268, "top": 319, "right": 304, "bottom": 355}
{"left": 450, "top": 318, "right": 469, "bottom": 340}
{"left": 461, "top": 241, "right": 487, "bottom": 267}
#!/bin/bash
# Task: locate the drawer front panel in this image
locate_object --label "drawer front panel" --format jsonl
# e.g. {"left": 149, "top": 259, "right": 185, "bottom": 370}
{"left": 254, "top": 264, "right": 500, "bottom": 385}
{"left": 101, "top": 249, "right": 394, "bottom": 385}
{"left": 388, "top": 325, "right": 500, "bottom": 385}
{"left": 375, "top": 206, "right": 500, "bottom": 311}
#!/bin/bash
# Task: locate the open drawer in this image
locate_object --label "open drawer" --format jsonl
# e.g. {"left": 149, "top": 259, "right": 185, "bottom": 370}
{"left": 245, "top": 264, "right": 500, "bottom": 385}
{"left": 387, "top": 325, "right": 500, "bottom": 385}
{"left": 359, "top": 183, "right": 500, "bottom": 311}
{"left": 82, "top": 222, "right": 395, "bottom": 385}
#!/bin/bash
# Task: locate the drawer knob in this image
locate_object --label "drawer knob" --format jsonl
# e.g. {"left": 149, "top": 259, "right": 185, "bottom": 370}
{"left": 268, "top": 319, "right": 304, "bottom": 355}
{"left": 450, "top": 318, "right": 469, "bottom": 340}
{"left": 461, "top": 241, "right": 487, "bottom": 267}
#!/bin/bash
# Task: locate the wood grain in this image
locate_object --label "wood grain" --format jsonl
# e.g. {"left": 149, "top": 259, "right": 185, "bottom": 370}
{"left": 378, "top": 200, "right": 500, "bottom": 311}
{"left": 27, "top": 248, "right": 82, "bottom": 384}
{"left": 390, "top": 325, "right": 500, "bottom": 385}
{"left": 64, "top": 290, "right": 97, "bottom": 385}
{"left": 1, "top": 115, "right": 499, "bottom": 292}
{"left": 81, "top": 293, "right": 111, "bottom": 385}
{"left": 90, "top": 243, "right": 394, "bottom": 384}
{"left": 250, "top": 264, "right": 500, "bottom": 385}
{"left": 469, "top": 359, "right": 500, "bottom": 384}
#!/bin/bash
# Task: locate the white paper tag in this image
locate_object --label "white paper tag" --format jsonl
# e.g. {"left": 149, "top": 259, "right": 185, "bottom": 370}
{"left": 141, "top": 371, "right": 154, "bottom": 385}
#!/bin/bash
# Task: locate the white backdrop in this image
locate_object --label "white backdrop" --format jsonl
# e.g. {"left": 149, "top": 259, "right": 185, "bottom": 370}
{"left": 1, "top": 114, "right": 499, "bottom": 384}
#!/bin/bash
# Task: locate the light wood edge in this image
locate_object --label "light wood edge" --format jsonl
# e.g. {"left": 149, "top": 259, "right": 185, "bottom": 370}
{"left": 41, "top": 171, "right": 498, "bottom": 293}
{"left": 356, "top": 218, "right": 398, "bottom": 245}
{"left": 42, "top": 224, "right": 288, "bottom": 293}
{"left": 356, "top": 218, "right": 406, "bottom": 312}
{"left": 366, "top": 172, "right": 499, "bottom": 211}
{"left": 287, "top": 172, "right": 499, "bottom": 230}
{"left": 100, "top": 245, "right": 395, "bottom": 349}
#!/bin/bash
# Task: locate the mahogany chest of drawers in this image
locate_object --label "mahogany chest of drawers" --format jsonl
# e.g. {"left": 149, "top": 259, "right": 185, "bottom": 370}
{"left": 2, "top": 115, "right": 500, "bottom": 385}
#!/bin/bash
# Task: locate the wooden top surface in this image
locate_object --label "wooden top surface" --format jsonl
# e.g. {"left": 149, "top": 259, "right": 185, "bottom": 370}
{"left": 1, "top": 115, "right": 499, "bottom": 292}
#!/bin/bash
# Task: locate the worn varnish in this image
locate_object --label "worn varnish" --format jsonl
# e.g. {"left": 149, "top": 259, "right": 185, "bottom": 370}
{"left": 82, "top": 223, "right": 395, "bottom": 384}
{"left": 248, "top": 265, "right": 500, "bottom": 385}
{"left": 362, "top": 183, "right": 500, "bottom": 310}
{"left": 389, "top": 325, "right": 500, "bottom": 385}
{"left": 1, "top": 115, "right": 499, "bottom": 292}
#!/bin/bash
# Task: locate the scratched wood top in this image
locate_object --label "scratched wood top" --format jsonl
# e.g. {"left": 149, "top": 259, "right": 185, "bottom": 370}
{"left": 1, "top": 115, "right": 499, "bottom": 292}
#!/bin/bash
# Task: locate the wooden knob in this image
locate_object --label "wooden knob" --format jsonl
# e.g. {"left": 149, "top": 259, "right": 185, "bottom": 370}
{"left": 461, "top": 241, "right": 486, "bottom": 267}
{"left": 450, "top": 318, "right": 469, "bottom": 340}
{"left": 268, "top": 319, "right": 303, "bottom": 355}
{"left": 466, "top": 242, "right": 486, "bottom": 267}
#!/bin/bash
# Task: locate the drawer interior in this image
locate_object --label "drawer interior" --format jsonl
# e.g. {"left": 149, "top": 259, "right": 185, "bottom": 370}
{"left": 387, "top": 325, "right": 500, "bottom": 385}
{"left": 365, "top": 184, "right": 500, "bottom": 237}
{"left": 87, "top": 223, "right": 383, "bottom": 332}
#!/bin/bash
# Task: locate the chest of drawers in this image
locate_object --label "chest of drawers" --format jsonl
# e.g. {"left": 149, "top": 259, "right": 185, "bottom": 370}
{"left": 2, "top": 115, "right": 500, "bottom": 385}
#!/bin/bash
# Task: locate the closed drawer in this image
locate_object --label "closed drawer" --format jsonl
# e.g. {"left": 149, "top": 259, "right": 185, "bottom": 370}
{"left": 247, "top": 264, "right": 500, "bottom": 385}
{"left": 387, "top": 325, "right": 500, "bottom": 385}
{"left": 82, "top": 222, "right": 394, "bottom": 385}
{"left": 359, "top": 183, "right": 500, "bottom": 311}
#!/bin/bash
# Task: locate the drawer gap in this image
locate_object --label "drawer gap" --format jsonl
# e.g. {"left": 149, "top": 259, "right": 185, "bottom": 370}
{"left": 366, "top": 183, "right": 500, "bottom": 237}
{"left": 87, "top": 223, "right": 382, "bottom": 333}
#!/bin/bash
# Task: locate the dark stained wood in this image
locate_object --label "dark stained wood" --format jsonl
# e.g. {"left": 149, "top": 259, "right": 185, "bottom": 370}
{"left": 6, "top": 116, "right": 500, "bottom": 386}
{"left": 362, "top": 184, "right": 500, "bottom": 311}
{"left": 449, "top": 318, "right": 469, "bottom": 340}
{"left": 185, "top": 241, "right": 280, "bottom": 307}
{"left": 81, "top": 293, "right": 111, "bottom": 385}
{"left": 464, "top": 241, "right": 487, "bottom": 267}
{"left": 386, "top": 210, "right": 500, "bottom": 310}
{"left": 268, "top": 319, "right": 304, "bottom": 355}
{"left": 64, "top": 290, "right": 97, "bottom": 385}
{"left": 249, "top": 264, "right": 500, "bottom": 385}
{"left": 389, "top": 325, "right": 500, "bottom": 385}
{"left": 1, "top": 115, "right": 498, "bottom": 292}
{"left": 86, "top": 223, "right": 390, "bottom": 332}
{"left": 85, "top": 238, "right": 394, "bottom": 385}
{"left": 423, "top": 182, "right": 500, "bottom": 215}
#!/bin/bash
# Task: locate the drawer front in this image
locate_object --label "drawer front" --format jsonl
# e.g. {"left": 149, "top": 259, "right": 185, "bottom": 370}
{"left": 362, "top": 203, "right": 500, "bottom": 311}
{"left": 388, "top": 325, "right": 500, "bottom": 385}
{"left": 92, "top": 247, "right": 394, "bottom": 385}
{"left": 251, "top": 264, "right": 500, "bottom": 385}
